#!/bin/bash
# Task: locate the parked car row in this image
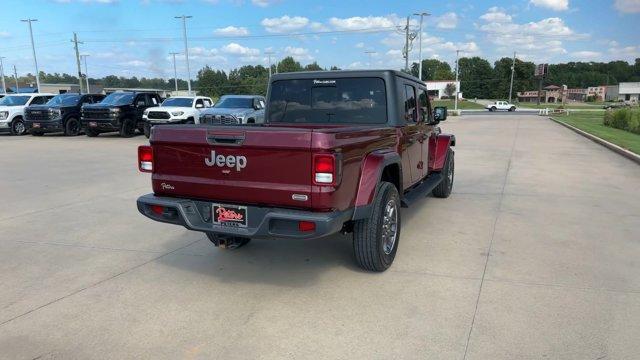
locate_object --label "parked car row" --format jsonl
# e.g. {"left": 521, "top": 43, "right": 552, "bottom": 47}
{"left": 0, "top": 91, "right": 266, "bottom": 137}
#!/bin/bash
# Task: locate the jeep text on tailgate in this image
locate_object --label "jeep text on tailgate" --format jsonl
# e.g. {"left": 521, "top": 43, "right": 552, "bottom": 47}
{"left": 137, "top": 70, "right": 456, "bottom": 272}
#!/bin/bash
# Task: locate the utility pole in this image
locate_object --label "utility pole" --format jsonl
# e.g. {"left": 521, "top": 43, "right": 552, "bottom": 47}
{"left": 21, "top": 19, "right": 40, "bottom": 92}
{"left": 71, "top": 33, "right": 84, "bottom": 94}
{"left": 169, "top": 52, "right": 180, "bottom": 92}
{"left": 404, "top": 16, "right": 410, "bottom": 72}
{"left": 364, "top": 50, "right": 376, "bottom": 68}
{"left": 0, "top": 57, "right": 6, "bottom": 94}
{"left": 80, "top": 54, "right": 90, "bottom": 93}
{"left": 13, "top": 65, "right": 19, "bottom": 93}
{"left": 454, "top": 49, "right": 461, "bottom": 111}
{"left": 508, "top": 52, "right": 516, "bottom": 103}
{"left": 175, "top": 15, "right": 193, "bottom": 95}
{"left": 413, "top": 12, "right": 429, "bottom": 81}
{"left": 265, "top": 50, "right": 275, "bottom": 80}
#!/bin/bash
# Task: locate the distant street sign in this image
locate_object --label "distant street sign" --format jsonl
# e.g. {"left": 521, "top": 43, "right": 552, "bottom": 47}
{"left": 535, "top": 63, "right": 548, "bottom": 77}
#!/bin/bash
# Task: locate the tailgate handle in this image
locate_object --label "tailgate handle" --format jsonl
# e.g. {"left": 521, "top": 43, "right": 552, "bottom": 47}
{"left": 206, "top": 134, "right": 245, "bottom": 145}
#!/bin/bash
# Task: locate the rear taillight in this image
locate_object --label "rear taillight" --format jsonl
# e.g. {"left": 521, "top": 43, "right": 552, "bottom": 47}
{"left": 313, "top": 153, "right": 337, "bottom": 185}
{"left": 138, "top": 145, "right": 153, "bottom": 172}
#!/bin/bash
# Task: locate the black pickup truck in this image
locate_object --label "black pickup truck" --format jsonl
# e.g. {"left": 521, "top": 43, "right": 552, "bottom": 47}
{"left": 25, "top": 93, "right": 105, "bottom": 136}
{"left": 81, "top": 92, "right": 162, "bottom": 137}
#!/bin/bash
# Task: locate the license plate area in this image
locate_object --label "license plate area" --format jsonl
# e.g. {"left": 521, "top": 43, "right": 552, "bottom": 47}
{"left": 212, "top": 203, "right": 247, "bottom": 228}
{"left": 33, "top": 123, "right": 40, "bottom": 128}
{"left": 89, "top": 121, "right": 97, "bottom": 127}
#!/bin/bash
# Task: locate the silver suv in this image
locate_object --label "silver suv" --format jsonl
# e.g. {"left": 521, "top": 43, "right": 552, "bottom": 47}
{"left": 200, "top": 95, "right": 265, "bottom": 125}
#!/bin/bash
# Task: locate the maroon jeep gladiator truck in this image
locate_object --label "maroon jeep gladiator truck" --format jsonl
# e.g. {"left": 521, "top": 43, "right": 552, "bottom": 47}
{"left": 137, "top": 70, "right": 455, "bottom": 272}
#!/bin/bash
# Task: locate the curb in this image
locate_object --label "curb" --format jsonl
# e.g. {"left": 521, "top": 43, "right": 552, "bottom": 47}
{"left": 548, "top": 117, "right": 640, "bottom": 165}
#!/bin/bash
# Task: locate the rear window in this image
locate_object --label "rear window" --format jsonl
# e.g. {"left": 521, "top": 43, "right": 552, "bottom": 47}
{"left": 268, "top": 78, "right": 387, "bottom": 124}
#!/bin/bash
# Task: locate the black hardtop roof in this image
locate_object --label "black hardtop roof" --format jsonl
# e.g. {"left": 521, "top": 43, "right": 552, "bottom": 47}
{"left": 270, "top": 69, "right": 424, "bottom": 84}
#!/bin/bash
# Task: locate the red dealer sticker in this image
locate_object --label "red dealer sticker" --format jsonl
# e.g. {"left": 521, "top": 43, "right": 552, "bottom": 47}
{"left": 212, "top": 204, "right": 247, "bottom": 228}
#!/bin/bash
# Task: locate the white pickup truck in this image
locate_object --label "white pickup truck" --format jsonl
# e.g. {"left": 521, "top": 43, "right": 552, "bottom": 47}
{"left": 0, "top": 93, "right": 56, "bottom": 135}
{"left": 486, "top": 101, "right": 516, "bottom": 112}
{"left": 142, "top": 96, "right": 213, "bottom": 138}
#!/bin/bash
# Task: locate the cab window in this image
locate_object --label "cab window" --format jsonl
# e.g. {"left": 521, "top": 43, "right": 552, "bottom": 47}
{"left": 403, "top": 84, "right": 417, "bottom": 123}
{"left": 203, "top": 99, "right": 212, "bottom": 107}
{"left": 195, "top": 98, "right": 205, "bottom": 108}
{"left": 418, "top": 89, "right": 432, "bottom": 123}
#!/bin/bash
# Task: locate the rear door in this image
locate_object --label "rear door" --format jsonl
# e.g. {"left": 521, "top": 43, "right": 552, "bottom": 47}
{"left": 151, "top": 126, "right": 314, "bottom": 208}
{"left": 401, "top": 83, "right": 424, "bottom": 185}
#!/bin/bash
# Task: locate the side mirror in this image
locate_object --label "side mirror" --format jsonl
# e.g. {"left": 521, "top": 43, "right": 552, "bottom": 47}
{"left": 433, "top": 106, "right": 447, "bottom": 122}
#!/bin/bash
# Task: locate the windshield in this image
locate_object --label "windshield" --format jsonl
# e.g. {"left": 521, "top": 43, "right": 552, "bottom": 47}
{"left": 47, "top": 94, "right": 81, "bottom": 106}
{"left": 162, "top": 98, "right": 193, "bottom": 107}
{"left": 268, "top": 78, "right": 387, "bottom": 124}
{"left": 100, "top": 93, "right": 135, "bottom": 106}
{"left": 0, "top": 96, "right": 31, "bottom": 106}
{"left": 214, "top": 97, "right": 253, "bottom": 109}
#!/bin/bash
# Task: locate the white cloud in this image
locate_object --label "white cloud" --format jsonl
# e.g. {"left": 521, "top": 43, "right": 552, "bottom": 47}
{"left": 54, "top": 0, "right": 119, "bottom": 3}
{"left": 119, "top": 60, "right": 147, "bottom": 67}
{"left": 571, "top": 50, "right": 602, "bottom": 59}
{"left": 221, "top": 43, "right": 260, "bottom": 56}
{"left": 436, "top": 12, "right": 459, "bottom": 29}
{"left": 329, "top": 15, "right": 398, "bottom": 30}
{"left": 284, "top": 46, "right": 313, "bottom": 61}
{"left": 478, "top": 9, "right": 580, "bottom": 59}
{"left": 613, "top": 0, "right": 640, "bottom": 13}
{"left": 0, "top": 31, "right": 10, "bottom": 38}
{"left": 261, "top": 15, "right": 309, "bottom": 33}
{"left": 529, "top": 0, "right": 569, "bottom": 11}
{"left": 309, "top": 22, "right": 328, "bottom": 31}
{"left": 355, "top": 42, "right": 365, "bottom": 48}
{"left": 251, "top": 0, "right": 277, "bottom": 7}
{"left": 479, "top": 7, "right": 512, "bottom": 23}
{"left": 213, "top": 26, "right": 249, "bottom": 36}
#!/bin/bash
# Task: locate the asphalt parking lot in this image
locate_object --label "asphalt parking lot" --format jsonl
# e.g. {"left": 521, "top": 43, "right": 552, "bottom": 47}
{"left": 1, "top": 115, "right": 639, "bottom": 359}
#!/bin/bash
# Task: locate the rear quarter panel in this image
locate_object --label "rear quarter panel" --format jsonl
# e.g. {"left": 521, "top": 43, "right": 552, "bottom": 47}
{"left": 311, "top": 126, "right": 397, "bottom": 211}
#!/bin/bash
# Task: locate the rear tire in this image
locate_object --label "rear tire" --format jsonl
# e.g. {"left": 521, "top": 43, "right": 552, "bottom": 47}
{"left": 509, "top": 106, "right": 516, "bottom": 112}
{"left": 490, "top": 106, "right": 497, "bottom": 112}
{"left": 353, "top": 181, "right": 400, "bottom": 272}
{"left": 206, "top": 233, "right": 251, "bottom": 250}
{"left": 143, "top": 123, "right": 151, "bottom": 138}
{"left": 119, "top": 118, "right": 135, "bottom": 138}
{"left": 85, "top": 128, "right": 99, "bottom": 137}
{"left": 433, "top": 149, "right": 454, "bottom": 198}
{"left": 64, "top": 117, "right": 81, "bottom": 136}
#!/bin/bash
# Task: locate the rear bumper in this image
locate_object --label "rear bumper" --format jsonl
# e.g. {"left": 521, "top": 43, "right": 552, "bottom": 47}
{"left": 137, "top": 193, "right": 353, "bottom": 240}
{"left": 24, "top": 119, "right": 63, "bottom": 133}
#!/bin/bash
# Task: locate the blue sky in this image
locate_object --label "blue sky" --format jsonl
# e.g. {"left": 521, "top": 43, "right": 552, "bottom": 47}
{"left": 0, "top": 0, "right": 639, "bottom": 80}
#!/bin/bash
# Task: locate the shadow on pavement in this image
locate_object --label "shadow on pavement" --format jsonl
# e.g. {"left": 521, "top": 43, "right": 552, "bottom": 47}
{"left": 159, "top": 232, "right": 365, "bottom": 288}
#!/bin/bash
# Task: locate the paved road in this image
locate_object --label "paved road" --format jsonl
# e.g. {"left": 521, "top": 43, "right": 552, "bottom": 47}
{"left": 1, "top": 116, "right": 639, "bottom": 359}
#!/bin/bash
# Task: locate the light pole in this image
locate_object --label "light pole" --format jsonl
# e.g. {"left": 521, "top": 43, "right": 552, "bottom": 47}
{"left": 413, "top": 12, "right": 430, "bottom": 81}
{"left": 169, "top": 52, "right": 180, "bottom": 92}
{"left": 265, "top": 50, "right": 275, "bottom": 80}
{"left": 175, "top": 15, "right": 193, "bottom": 95}
{"left": 13, "top": 65, "right": 19, "bottom": 93}
{"left": 0, "top": 57, "right": 6, "bottom": 94}
{"left": 364, "top": 50, "right": 377, "bottom": 68}
{"left": 508, "top": 52, "right": 516, "bottom": 103}
{"left": 80, "top": 54, "right": 90, "bottom": 93}
{"left": 454, "top": 49, "right": 462, "bottom": 111}
{"left": 21, "top": 19, "right": 40, "bottom": 92}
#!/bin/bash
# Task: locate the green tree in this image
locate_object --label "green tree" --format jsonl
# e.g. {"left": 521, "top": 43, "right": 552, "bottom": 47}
{"left": 304, "top": 62, "right": 323, "bottom": 71}
{"left": 458, "top": 57, "right": 494, "bottom": 99}
{"left": 277, "top": 57, "right": 303, "bottom": 73}
{"left": 410, "top": 59, "right": 455, "bottom": 81}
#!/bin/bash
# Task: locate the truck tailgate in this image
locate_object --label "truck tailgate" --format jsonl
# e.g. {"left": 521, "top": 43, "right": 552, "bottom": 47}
{"left": 151, "top": 125, "right": 312, "bottom": 208}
